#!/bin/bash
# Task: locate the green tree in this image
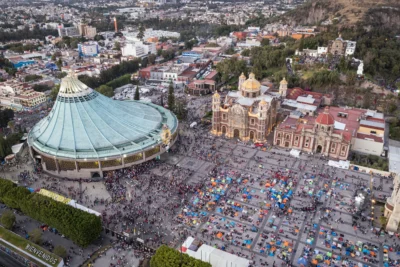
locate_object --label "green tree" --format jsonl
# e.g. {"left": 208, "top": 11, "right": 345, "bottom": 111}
{"left": 0, "top": 135, "right": 12, "bottom": 158}
{"left": 137, "top": 24, "right": 145, "bottom": 40}
{"left": 150, "top": 245, "right": 211, "bottom": 267}
{"left": 134, "top": 86, "right": 140, "bottom": 100}
{"left": 338, "top": 56, "right": 348, "bottom": 72}
{"left": 70, "top": 39, "right": 79, "bottom": 49}
{"left": 241, "top": 49, "right": 250, "bottom": 56}
{"left": 167, "top": 82, "right": 175, "bottom": 111}
{"left": 24, "top": 74, "right": 42, "bottom": 82}
{"left": 225, "top": 47, "right": 235, "bottom": 55}
{"left": 53, "top": 245, "right": 67, "bottom": 258}
{"left": 346, "top": 71, "right": 357, "bottom": 86}
{"left": 0, "top": 178, "right": 102, "bottom": 247}
{"left": 261, "top": 38, "right": 270, "bottom": 47}
{"left": 175, "top": 99, "right": 187, "bottom": 120}
{"left": 148, "top": 54, "right": 156, "bottom": 65}
{"left": 299, "top": 35, "right": 304, "bottom": 52}
{"left": 29, "top": 229, "right": 42, "bottom": 245}
{"left": 114, "top": 41, "right": 121, "bottom": 51}
{"left": 216, "top": 57, "right": 248, "bottom": 83}
{"left": 50, "top": 85, "right": 60, "bottom": 101}
{"left": 7, "top": 120, "right": 15, "bottom": 133}
{"left": 363, "top": 88, "right": 373, "bottom": 109}
{"left": 56, "top": 58, "right": 63, "bottom": 70}
{"left": 96, "top": 85, "right": 114, "bottom": 97}
{"left": 0, "top": 210, "right": 15, "bottom": 230}
{"left": 94, "top": 35, "right": 104, "bottom": 41}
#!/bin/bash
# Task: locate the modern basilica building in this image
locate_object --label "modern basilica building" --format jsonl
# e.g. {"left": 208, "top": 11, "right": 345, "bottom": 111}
{"left": 28, "top": 72, "right": 178, "bottom": 178}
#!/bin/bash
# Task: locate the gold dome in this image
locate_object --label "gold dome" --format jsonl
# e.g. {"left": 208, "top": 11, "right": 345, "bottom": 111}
{"left": 280, "top": 77, "right": 288, "bottom": 85}
{"left": 241, "top": 72, "right": 261, "bottom": 91}
{"left": 259, "top": 99, "right": 267, "bottom": 105}
{"left": 213, "top": 91, "right": 220, "bottom": 98}
{"left": 239, "top": 72, "right": 246, "bottom": 79}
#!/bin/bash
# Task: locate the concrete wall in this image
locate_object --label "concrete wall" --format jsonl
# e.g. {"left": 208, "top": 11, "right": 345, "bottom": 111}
{"left": 352, "top": 138, "right": 383, "bottom": 156}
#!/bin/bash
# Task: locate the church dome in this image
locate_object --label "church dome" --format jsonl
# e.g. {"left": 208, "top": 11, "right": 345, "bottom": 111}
{"left": 316, "top": 107, "right": 334, "bottom": 125}
{"left": 28, "top": 72, "right": 178, "bottom": 160}
{"left": 241, "top": 73, "right": 261, "bottom": 91}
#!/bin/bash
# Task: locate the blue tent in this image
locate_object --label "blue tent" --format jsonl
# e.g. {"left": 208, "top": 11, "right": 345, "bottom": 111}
{"left": 297, "top": 257, "right": 308, "bottom": 266}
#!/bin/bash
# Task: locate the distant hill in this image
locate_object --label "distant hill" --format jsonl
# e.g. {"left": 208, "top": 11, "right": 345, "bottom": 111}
{"left": 282, "top": 0, "right": 400, "bottom": 29}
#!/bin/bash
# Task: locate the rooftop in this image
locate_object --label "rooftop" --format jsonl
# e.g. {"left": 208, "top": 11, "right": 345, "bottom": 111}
{"left": 28, "top": 73, "right": 178, "bottom": 159}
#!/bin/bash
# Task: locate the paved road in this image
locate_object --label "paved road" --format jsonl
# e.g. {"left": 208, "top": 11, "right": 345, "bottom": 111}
{"left": 0, "top": 250, "right": 26, "bottom": 267}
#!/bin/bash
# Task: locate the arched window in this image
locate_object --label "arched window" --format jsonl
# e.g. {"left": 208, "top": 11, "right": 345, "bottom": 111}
{"left": 277, "top": 133, "right": 281, "bottom": 138}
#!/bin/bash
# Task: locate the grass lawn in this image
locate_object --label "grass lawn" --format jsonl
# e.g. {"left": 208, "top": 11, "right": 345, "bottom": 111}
{"left": 0, "top": 227, "right": 62, "bottom": 267}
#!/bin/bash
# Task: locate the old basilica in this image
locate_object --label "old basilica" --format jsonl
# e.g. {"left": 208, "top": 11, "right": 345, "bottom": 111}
{"left": 211, "top": 73, "right": 280, "bottom": 142}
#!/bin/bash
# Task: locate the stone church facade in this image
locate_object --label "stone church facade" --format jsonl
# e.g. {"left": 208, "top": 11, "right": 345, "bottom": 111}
{"left": 211, "top": 73, "right": 280, "bottom": 142}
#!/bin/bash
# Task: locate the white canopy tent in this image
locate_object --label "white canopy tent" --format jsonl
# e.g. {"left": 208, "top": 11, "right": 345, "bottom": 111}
{"left": 328, "top": 160, "right": 350, "bottom": 169}
{"left": 182, "top": 237, "right": 250, "bottom": 267}
{"left": 290, "top": 149, "right": 300, "bottom": 158}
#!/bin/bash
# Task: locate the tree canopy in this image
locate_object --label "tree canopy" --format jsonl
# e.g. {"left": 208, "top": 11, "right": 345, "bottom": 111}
{"left": 0, "top": 178, "right": 102, "bottom": 247}
{"left": 0, "top": 210, "right": 15, "bottom": 230}
{"left": 134, "top": 86, "right": 140, "bottom": 100}
{"left": 150, "top": 245, "right": 211, "bottom": 267}
{"left": 96, "top": 85, "right": 114, "bottom": 97}
{"left": 168, "top": 82, "right": 175, "bottom": 111}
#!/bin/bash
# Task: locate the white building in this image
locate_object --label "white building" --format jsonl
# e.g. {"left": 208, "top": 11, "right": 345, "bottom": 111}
{"left": 78, "top": 42, "right": 99, "bottom": 57}
{"left": 58, "top": 26, "right": 80, "bottom": 37}
{"left": 317, "top": 46, "right": 328, "bottom": 55}
{"left": 345, "top": 41, "right": 357, "bottom": 56}
{"left": 84, "top": 26, "right": 97, "bottom": 39}
{"left": 123, "top": 29, "right": 180, "bottom": 41}
{"left": 121, "top": 41, "right": 156, "bottom": 58}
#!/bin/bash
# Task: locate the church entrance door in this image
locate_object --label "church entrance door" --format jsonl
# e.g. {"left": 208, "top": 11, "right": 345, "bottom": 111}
{"left": 249, "top": 131, "right": 254, "bottom": 140}
{"left": 222, "top": 126, "right": 226, "bottom": 135}
{"left": 233, "top": 129, "right": 240, "bottom": 138}
{"left": 316, "top": 145, "right": 322, "bottom": 153}
{"left": 285, "top": 141, "right": 290, "bottom": 147}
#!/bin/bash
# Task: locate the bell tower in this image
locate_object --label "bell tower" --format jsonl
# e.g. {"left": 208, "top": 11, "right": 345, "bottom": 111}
{"left": 238, "top": 72, "right": 246, "bottom": 91}
{"left": 257, "top": 99, "right": 268, "bottom": 142}
{"left": 211, "top": 92, "right": 221, "bottom": 136}
{"left": 279, "top": 78, "right": 288, "bottom": 98}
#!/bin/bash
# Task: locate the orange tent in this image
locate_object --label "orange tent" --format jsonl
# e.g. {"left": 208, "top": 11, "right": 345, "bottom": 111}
{"left": 217, "top": 232, "right": 223, "bottom": 238}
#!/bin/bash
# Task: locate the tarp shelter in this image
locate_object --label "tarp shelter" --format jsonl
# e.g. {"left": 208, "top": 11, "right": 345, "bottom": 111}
{"left": 328, "top": 160, "right": 350, "bottom": 169}
{"left": 290, "top": 149, "right": 300, "bottom": 158}
{"left": 68, "top": 200, "right": 102, "bottom": 217}
{"left": 11, "top": 143, "right": 24, "bottom": 155}
{"left": 182, "top": 236, "right": 250, "bottom": 267}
